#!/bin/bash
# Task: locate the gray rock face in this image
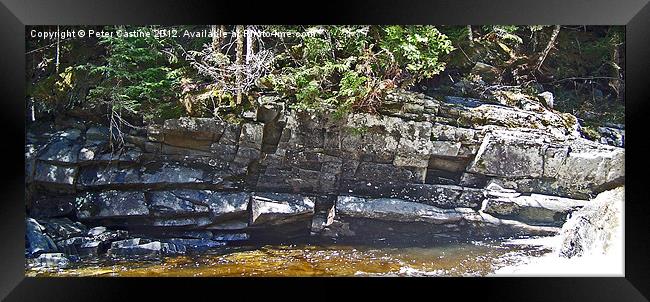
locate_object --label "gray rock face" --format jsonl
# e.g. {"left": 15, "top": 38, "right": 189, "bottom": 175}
{"left": 207, "top": 192, "right": 250, "bottom": 222}
{"left": 30, "top": 197, "right": 76, "bottom": 218}
{"left": 147, "top": 191, "right": 210, "bottom": 217}
{"left": 26, "top": 90, "right": 625, "bottom": 242}
{"left": 468, "top": 129, "right": 624, "bottom": 199}
{"left": 85, "top": 126, "right": 110, "bottom": 141}
{"left": 76, "top": 191, "right": 149, "bottom": 219}
{"left": 34, "top": 163, "right": 77, "bottom": 188}
{"left": 250, "top": 193, "right": 315, "bottom": 226}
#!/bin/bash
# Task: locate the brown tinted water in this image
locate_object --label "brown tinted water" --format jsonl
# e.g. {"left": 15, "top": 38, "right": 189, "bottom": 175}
{"left": 25, "top": 240, "right": 551, "bottom": 277}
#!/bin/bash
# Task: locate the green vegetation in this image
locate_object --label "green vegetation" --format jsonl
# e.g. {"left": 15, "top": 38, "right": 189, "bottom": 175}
{"left": 26, "top": 25, "right": 625, "bottom": 136}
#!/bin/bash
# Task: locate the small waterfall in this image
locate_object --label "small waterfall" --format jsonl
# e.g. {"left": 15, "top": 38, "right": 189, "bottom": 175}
{"left": 493, "top": 186, "right": 624, "bottom": 276}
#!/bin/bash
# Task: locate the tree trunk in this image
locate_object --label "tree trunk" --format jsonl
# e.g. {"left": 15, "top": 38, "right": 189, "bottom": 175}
{"left": 55, "top": 26, "right": 60, "bottom": 73}
{"left": 211, "top": 25, "right": 219, "bottom": 51}
{"left": 246, "top": 26, "right": 254, "bottom": 65}
{"left": 235, "top": 25, "right": 245, "bottom": 105}
{"left": 536, "top": 25, "right": 561, "bottom": 71}
{"left": 467, "top": 25, "right": 473, "bottom": 47}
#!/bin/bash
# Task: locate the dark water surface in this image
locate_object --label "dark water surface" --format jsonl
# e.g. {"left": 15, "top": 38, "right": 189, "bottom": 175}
{"left": 26, "top": 239, "right": 552, "bottom": 277}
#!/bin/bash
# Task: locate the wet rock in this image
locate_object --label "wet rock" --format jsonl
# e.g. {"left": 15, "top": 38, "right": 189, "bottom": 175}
{"left": 162, "top": 238, "right": 226, "bottom": 252}
{"left": 110, "top": 238, "right": 149, "bottom": 249}
{"left": 460, "top": 210, "right": 560, "bottom": 237}
{"left": 336, "top": 196, "right": 464, "bottom": 224}
{"left": 78, "top": 240, "right": 103, "bottom": 257}
{"left": 26, "top": 218, "right": 57, "bottom": 257}
{"left": 76, "top": 191, "right": 149, "bottom": 220}
{"left": 108, "top": 241, "right": 166, "bottom": 258}
{"left": 32, "top": 253, "right": 70, "bottom": 268}
{"left": 250, "top": 193, "right": 315, "bottom": 226}
{"left": 559, "top": 186, "right": 624, "bottom": 258}
{"left": 213, "top": 233, "right": 249, "bottom": 241}
{"left": 92, "top": 229, "right": 129, "bottom": 242}
{"left": 151, "top": 216, "right": 214, "bottom": 227}
{"left": 55, "top": 236, "right": 93, "bottom": 255}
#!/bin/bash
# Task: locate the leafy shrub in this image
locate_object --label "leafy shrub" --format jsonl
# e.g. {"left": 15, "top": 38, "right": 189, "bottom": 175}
{"left": 265, "top": 25, "right": 454, "bottom": 115}
{"left": 83, "top": 26, "right": 184, "bottom": 125}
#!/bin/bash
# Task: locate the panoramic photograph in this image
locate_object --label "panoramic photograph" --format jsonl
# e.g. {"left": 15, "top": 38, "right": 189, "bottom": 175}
{"left": 24, "top": 25, "right": 625, "bottom": 276}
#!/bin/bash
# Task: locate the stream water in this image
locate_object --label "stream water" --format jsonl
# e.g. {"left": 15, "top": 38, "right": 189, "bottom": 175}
{"left": 25, "top": 238, "right": 553, "bottom": 277}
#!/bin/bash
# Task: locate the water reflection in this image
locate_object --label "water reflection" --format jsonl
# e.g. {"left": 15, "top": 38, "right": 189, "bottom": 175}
{"left": 26, "top": 239, "right": 551, "bottom": 277}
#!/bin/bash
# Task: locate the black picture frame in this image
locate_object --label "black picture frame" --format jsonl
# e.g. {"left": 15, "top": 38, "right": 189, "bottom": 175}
{"left": 1, "top": 0, "right": 648, "bottom": 300}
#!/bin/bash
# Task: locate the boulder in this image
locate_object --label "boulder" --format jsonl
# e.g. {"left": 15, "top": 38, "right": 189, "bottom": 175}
{"left": 483, "top": 192, "right": 586, "bottom": 226}
{"left": 250, "top": 193, "right": 315, "bottom": 225}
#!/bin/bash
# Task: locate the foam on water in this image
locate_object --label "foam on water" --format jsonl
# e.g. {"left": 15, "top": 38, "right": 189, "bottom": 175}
{"left": 492, "top": 187, "right": 624, "bottom": 276}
